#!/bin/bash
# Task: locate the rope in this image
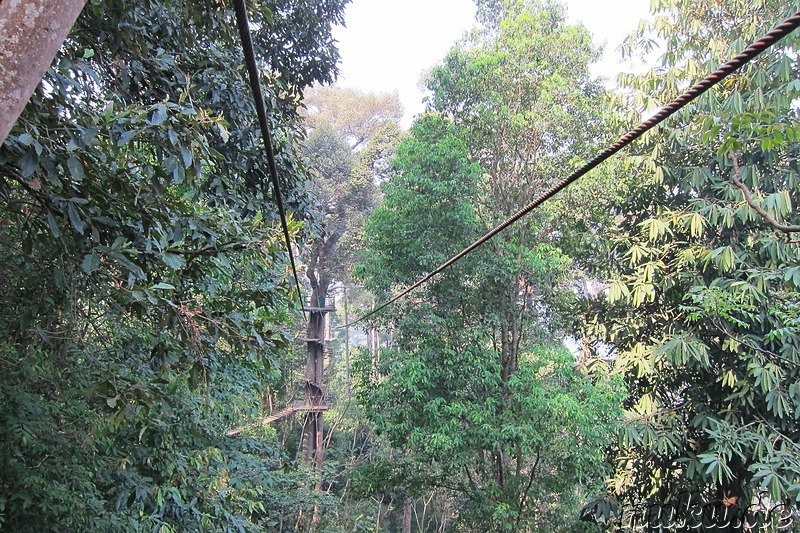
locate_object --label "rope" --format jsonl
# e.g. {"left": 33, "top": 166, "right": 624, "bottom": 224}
{"left": 344, "top": 9, "right": 800, "bottom": 328}
{"left": 232, "top": 0, "right": 306, "bottom": 317}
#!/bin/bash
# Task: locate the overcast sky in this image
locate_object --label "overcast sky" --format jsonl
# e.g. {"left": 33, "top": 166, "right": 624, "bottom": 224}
{"left": 332, "top": 0, "right": 654, "bottom": 126}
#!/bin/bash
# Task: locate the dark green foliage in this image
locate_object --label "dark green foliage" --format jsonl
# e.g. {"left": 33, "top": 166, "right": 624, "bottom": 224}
{"left": 358, "top": 115, "right": 482, "bottom": 292}
{"left": 0, "top": 0, "right": 347, "bottom": 530}
{"left": 349, "top": 6, "right": 625, "bottom": 530}
{"left": 355, "top": 108, "right": 622, "bottom": 531}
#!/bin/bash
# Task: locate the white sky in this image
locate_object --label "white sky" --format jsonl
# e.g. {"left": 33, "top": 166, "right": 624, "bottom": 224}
{"left": 333, "top": 0, "right": 654, "bottom": 127}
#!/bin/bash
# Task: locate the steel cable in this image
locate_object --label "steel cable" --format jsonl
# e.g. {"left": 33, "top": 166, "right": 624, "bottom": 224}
{"left": 232, "top": 0, "right": 306, "bottom": 316}
{"left": 345, "top": 9, "right": 800, "bottom": 328}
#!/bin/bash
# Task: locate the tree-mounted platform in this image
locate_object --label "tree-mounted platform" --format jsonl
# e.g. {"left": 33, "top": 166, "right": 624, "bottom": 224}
{"left": 290, "top": 399, "right": 329, "bottom": 410}
{"left": 303, "top": 306, "right": 336, "bottom": 313}
{"left": 226, "top": 401, "right": 330, "bottom": 436}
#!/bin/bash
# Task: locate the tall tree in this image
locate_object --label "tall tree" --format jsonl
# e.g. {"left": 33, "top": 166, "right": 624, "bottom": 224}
{"left": 300, "top": 86, "right": 403, "bottom": 303}
{"left": 302, "top": 114, "right": 403, "bottom": 306}
{"left": 304, "top": 123, "right": 359, "bottom": 305}
{"left": 577, "top": 0, "right": 800, "bottom": 524}
{"left": 355, "top": 1, "right": 622, "bottom": 529}
{"left": 0, "top": 0, "right": 347, "bottom": 530}
{"left": 303, "top": 85, "right": 403, "bottom": 149}
{"left": 357, "top": 113, "right": 622, "bottom": 533}
{"left": 425, "top": 0, "right": 609, "bottom": 380}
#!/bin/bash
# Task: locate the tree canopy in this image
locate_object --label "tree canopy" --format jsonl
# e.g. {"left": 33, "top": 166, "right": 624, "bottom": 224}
{"left": 575, "top": 0, "right": 800, "bottom": 526}
{"left": 302, "top": 88, "right": 403, "bottom": 305}
{"left": 4, "top": 0, "right": 800, "bottom": 531}
{"left": 354, "top": 2, "right": 624, "bottom": 530}
{"left": 0, "top": 0, "right": 347, "bottom": 530}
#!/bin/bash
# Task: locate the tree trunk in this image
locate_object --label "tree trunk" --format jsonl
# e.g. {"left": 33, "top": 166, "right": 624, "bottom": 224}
{"left": 0, "top": 0, "right": 87, "bottom": 145}
{"left": 403, "top": 497, "right": 412, "bottom": 533}
{"left": 344, "top": 285, "right": 351, "bottom": 395}
{"left": 303, "top": 309, "right": 326, "bottom": 467}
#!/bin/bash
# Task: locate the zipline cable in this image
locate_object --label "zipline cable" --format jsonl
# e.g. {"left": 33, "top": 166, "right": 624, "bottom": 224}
{"left": 344, "top": 9, "right": 800, "bottom": 328}
{"left": 232, "top": 0, "right": 306, "bottom": 317}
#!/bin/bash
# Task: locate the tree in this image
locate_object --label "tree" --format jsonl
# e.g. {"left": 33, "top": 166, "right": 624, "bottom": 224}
{"left": 356, "top": 110, "right": 622, "bottom": 530}
{"left": 353, "top": 2, "right": 631, "bottom": 526}
{"left": 254, "top": 88, "right": 403, "bottom": 529}
{"left": 576, "top": 0, "right": 800, "bottom": 524}
{"left": 424, "top": 0, "right": 610, "bottom": 381}
{"left": 0, "top": 0, "right": 347, "bottom": 530}
{"left": 301, "top": 87, "right": 404, "bottom": 304}
{"left": 304, "top": 123, "right": 359, "bottom": 305}
{"left": 303, "top": 85, "right": 403, "bottom": 149}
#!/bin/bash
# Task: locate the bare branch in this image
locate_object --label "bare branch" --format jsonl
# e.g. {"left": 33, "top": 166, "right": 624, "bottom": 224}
{"left": 729, "top": 153, "right": 800, "bottom": 240}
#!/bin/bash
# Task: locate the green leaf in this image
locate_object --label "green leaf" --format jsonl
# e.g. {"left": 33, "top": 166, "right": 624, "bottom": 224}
{"left": 20, "top": 148, "right": 38, "bottom": 178}
{"left": 217, "top": 123, "right": 230, "bottom": 143}
{"left": 150, "top": 103, "right": 168, "bottom": 126}
{"left": 46, "top": 211, "right": 61, "bottom": 238}
{"left": 103, "top": 101, "right": 114, "bottom": 121}
{"left": 172, "top": 163, "right": 185, "bottom": 183}
{"left": 263, "top": 6, "right": 274, "bottom": 25}
{"left": 116, "top": 129, "right": 138, "bottom": 147}
{"left": 111, "top": 253, "right": 145, "bottom": 279}
{"left": 67, "top": 156, "right": 84, "bottom": 182}
{"left": 150, "top": 282, "right": 175, "bottom": 290}
{"left": 81, "top": 127, "right": 99, "bottom": 145}
{"left": 82, "top": 253, "right": 101, "bottom": 274}
{"left": 181, "top": 145, "right": 192, "bottom": 167}
{"left": 689, "top": 212, "right": 704, "bottom": 237}
{"left": 66, "top": 202, "right": 87, "bottom": 233}
{"left": 161, "top": 253, "right": 186, "bottom": 270}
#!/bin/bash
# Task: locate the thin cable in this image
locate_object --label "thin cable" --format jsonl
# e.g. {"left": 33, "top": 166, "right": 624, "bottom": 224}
{"left": 232, "top": 0, "right": 306, "bottom": 317}
{"left": 345, "top": 9, "right": 800, "bottom": 328}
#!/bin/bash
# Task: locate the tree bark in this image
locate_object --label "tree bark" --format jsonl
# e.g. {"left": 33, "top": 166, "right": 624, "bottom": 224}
{"left": 344, "top": 285, "right": 351, "bottom": 395}
{"left": 0, "top": 0, "right": 87, "bottom": 145}
{"left": 403, "top": 497, "right": 412, "bottom": 533}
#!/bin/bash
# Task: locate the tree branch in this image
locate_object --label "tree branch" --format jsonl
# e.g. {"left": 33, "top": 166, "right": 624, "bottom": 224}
{"left": 729, "top": 154, "right": 800, "bottom": 241}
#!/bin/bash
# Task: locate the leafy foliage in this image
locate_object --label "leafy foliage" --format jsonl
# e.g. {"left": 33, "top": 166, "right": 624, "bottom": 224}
{"left": 356, "top": 104, "right": 622, "bottom": 530}
{"left": 352, "top": 4, "right": 627, "bottom": 530}
{"left": 575, "top": 0, "right": 800, "bottom": 520}
{"left": 0, "top": 0, "right": 347, "bottom": 530}
{"left": 302, "top": 89, "right": 403, "bottom": 304}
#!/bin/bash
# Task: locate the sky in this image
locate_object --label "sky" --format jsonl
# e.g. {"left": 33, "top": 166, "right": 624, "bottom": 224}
{"left": 332, "top": 0, "right": 654, "bottom": 127}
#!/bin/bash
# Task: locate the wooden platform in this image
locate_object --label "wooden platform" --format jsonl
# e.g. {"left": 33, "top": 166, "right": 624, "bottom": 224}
{"left": 303, "top": 306, "right": 336, "bottom": 312}
{"left": 290, "top": 399, "right": 329, "bottom": 410}
{"left": 227, "top": 402, "right": 330, "bottom": 436}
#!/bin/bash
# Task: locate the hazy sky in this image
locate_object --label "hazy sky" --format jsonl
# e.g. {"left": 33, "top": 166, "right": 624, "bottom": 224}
{"left": 332, "top": 0, "right": 654, "bottom": 126}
